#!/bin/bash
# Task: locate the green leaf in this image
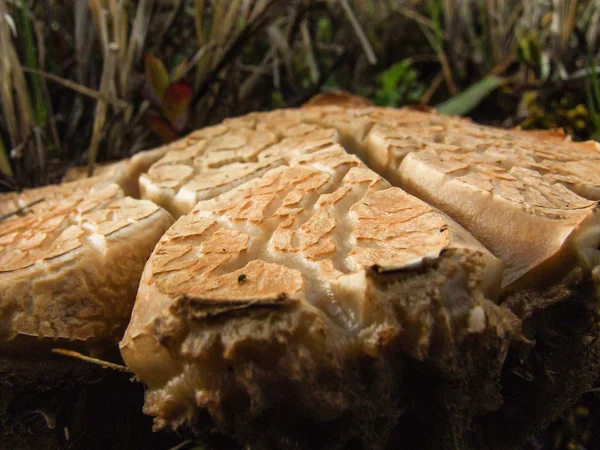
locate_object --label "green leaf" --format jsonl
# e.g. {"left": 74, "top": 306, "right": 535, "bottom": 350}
{"left": 317, "top": 17, "right": 333, "bottom": 41}
{"left": 271, "top": 90, "right": 284, "bottom": 108}
{"left": 517, "top": 33, "right": 541, "bottom": 69}
{"left": 378, "top": 61, "right": 410, "bottom": 93}
{"left": 145, "top": 53, "right": 170, "bottom": 99}
{"left": 436, "top": 76, "right": 503, "bottom": 116}
{"left": 374, "top": 59, "right": 420, "bottom": 107}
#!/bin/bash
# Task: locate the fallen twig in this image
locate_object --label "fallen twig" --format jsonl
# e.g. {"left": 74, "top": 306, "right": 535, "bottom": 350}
{"left": 52, "top": 348, "right": 131, "bottom": 373}
{"left": 0, "top": 197, "right": 44, "bottom": 223}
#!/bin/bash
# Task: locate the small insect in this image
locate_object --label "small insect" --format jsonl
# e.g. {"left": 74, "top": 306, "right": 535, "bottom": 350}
{"left": 238, "top": 274, "right": 247, "bottom": 284}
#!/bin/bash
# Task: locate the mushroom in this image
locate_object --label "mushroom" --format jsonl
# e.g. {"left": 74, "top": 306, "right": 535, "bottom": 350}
{"left": 121, "top": 144, "right": 515, "bottom": 446}
{"left": 0, "top": 183, "right": 173, "bottom": 352}
{"left": 122, "top": 103, "right": 600, "bottom": 449}
{"left": 2, "top": 98, "right": 600, "bottom": 449}
{"left": 300, "top": 106, "right": 600, "bottom": 287}
{"left": 62, "top": 145, "right": 171, "bottom": 198}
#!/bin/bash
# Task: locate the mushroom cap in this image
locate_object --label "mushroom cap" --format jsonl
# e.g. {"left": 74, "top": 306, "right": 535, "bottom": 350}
{"left": 121, "top": 102, "right": 600, "bottom": 447}
{"left": 303, "top": 106, "right": 600, "bottom": 288}
{"left": 61, "top": 145, "right": 170, "bottom": 197}
{"left": 0, "top": 182, "right": 173, "bottom": 349}
{"left": 122, "top": 147, "right": 506, "bottom": 377}
{"left": 121, "top": 110, "right": 516, "bottom": 444}
{"left": 5, "top": 96, "right": 598, "bottom": 448}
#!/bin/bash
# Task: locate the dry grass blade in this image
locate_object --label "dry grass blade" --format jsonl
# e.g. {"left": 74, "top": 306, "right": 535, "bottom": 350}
{"left": 489, "top": 0, "right": 522, "bottom": 69}
{"left": 109, "top": 0, "right": 122, "bottom": 45}
{"left": 87, "top": 7, "right": 118, "bottom": 177}
{"left": 0, "top": 0, "right": 34, "bottom": 151}
{"left": 195, "top": 0, "right": 243, "bottom": 89}
{"left": 211, "top": 0, "right": 227, "bottom": 41}
{"left": 301, "top": 18, "right": 319, "bottom": 84}
{"left": 194, "top": 0, "right": 206, "bottom": 48}
{"left": 420, "top": 70, "right": 444, "bottom": 105}
{"left": 74, "top": 0, "right": 91, "bottom": 83}
{"left": 219, "top": 0, "right": 243, "bottom": 44}
{"left": 392, "top": 4, "right": 436, "bottom": 29}
{"left": 419, "top": 21, "right": 457, "bottom": 95}
{"left": 443, "top": 0, "right": 456, "bottom": 35}
{"left": 394, "top": 2, "right": 456, "bottom": 94}
{"left": 190, "top": 0, "right": 283, "bottom": 107}
{"left": 340, "top": 0, "right": 377, "bottom": 65}
{"left": 211, "top": 0, "right": 243, "bottom": 67}
{"left": 181, "top": 42, "right": 214, "bottom": 81}
{"left": 119, "top": 0, "right": 153, "bottom": 96}
{"left": 52, "top": 348, "right": 131, "bottom": 373}
{"left": 272, "top": 49, "right": 281, "bottom": 89}
{"left": 268, "top": 24, "right": 296, "bottom": 87}
{"left": 0, "top": 16, "right": 16, "bottom": 174}
{"left": 238, "top": 1, "right": 305, "bottom": 103}
{"left": 22, "top": 67, "right": 130, "bottom": 109}
{"left": 249, "top": 0, "right": 272, "bottom": 22}
{"left": 72, "top": 0, "right": 94, "bottom": 134}
{"left": 155, "top": 0, "right": 181, "bottom": 47}
{"left": 240, "top": 48, "right": 274, "bottom": 100}
{"left": 87, "top": 49, "right": 116, "bottom": 177}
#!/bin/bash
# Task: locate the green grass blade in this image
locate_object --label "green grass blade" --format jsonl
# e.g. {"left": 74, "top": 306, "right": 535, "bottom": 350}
{"left": 588, "top": 57, "right": 600, "bottom": 113}
{"left": 436, "top": 76, "right": 503, "bottom": 116}
{"left": 426, "top": 0, "right": 443, "bottom": 46}
{"left": 584, "top": 59, "right": 600, "bottom": 133}
{"left": 18, "top": 0, "right": 46, "bottom": 128}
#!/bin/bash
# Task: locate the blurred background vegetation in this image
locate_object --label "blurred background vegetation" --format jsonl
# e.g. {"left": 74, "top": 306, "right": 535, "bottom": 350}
{"left": 1, "top": 0, "right": 600, "bottom": 448}
{"left": 2, "top": 0, "right": 600, "bottom": 190}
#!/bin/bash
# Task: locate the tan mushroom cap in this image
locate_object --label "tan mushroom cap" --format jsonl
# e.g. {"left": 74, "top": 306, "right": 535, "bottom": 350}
{"left": 61, "top": 145, "right": 170, "bottom": 197}
{"left": 139, "top": 116, "right": 342, "bottom": 217}
{"left": 139, "top": 106, "right": 600, "bottom": 289}
{"left": 0, "top": 176, "right": 106, "bottom": 220}
{"left": 0, "top": 192, "right": 19, "bottom": 217}
{"left": 121, "top": 140, "right": 508, "bottom": 431}
{"left": 0, "top": 183, "right": 173, "bottom": 349}
{"left": 300, "top": 106, "right": 600, "bottom": 287}
{"left": 1, "top": 145, "right": 169, "bottom": 224}
{"left": 119, "top": 101, "right": 600, "bottom": 444}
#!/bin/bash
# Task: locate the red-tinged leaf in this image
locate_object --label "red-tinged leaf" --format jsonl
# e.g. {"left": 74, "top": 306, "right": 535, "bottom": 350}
{"left": 172, "top": 108, "right": 190, "bottom": 132}
{"left": 145, "top": 53, "right": 170, "bottom": 99}
{"left": 162, "top": 81, "right": 193, "bottom": 123}
{"left": 147, "top": 110, "right": 178, "bottom": 143}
